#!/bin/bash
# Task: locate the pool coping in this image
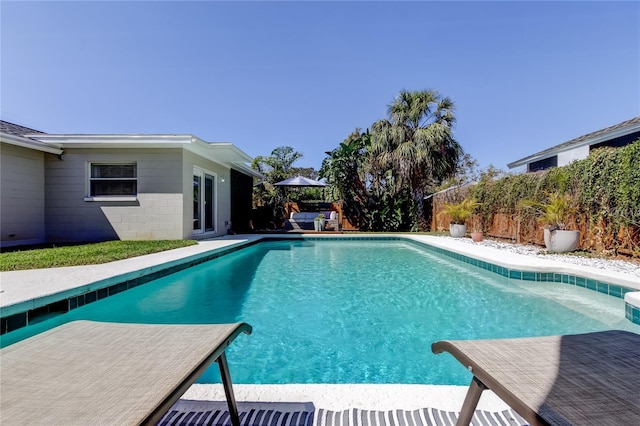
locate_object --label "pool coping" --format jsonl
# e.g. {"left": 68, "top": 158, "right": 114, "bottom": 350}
{"left": 403, "top": 235, "right": 640, "bottom": 326}
{"left": 181, "top": 383, "right": 512, "bottom": 412}
{"left": 1, "top": 233, "right": 639, "bottom": 334}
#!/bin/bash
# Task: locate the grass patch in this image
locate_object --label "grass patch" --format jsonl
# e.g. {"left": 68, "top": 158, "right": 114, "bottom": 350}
{"left": 0, "top": 240, "right": 198, "bottom": 271}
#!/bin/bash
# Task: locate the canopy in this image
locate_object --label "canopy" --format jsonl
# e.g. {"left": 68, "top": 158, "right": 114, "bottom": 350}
{"left": 273, "top": 176, "right": 327, "bottom": 187}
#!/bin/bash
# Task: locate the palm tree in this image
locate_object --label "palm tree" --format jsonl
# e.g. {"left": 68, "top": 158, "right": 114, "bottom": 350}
{"left": 370, "top": 89, "right": 462, "bottom": 231}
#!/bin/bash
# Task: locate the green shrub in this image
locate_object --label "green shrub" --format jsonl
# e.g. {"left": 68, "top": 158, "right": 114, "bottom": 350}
{"left": 438, "top": 199, "right": 482, "bottom": 225}
{"left": 519, "top": 192, "right": 576, "bottom": 230}
{"left": 467, "top": 139, "right": 640, "bottom": 252}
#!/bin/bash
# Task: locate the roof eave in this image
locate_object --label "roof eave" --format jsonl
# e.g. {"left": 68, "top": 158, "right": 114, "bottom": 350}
{"left": 508, "top": 120, "right": 640, "bottom": 169}
{"left": 1, "top": 132, "right": 63, "bottom": 155}
{"left": 26, "top": 134, "right": 196, "bottom": 148}
{"left": 231, "top": 162, "right": 264, "bottom": 179}
{"left": 25, "top": 133, "right": 260, "bottom": 178}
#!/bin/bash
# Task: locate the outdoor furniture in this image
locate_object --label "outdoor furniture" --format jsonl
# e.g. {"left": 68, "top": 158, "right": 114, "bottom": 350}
{"left": 287, "top": 212, "right": 321, "bottom": 230}
{"left": 286, "top": 211, "right": 339, "bottom": 231}
{"left": 325, "top": 211, "right": 339, "bottom": 230}
{"left": 432, "top": 330, "right": 640, "bottom": 425}
{"left": 0, "top": 320, "right": 252, "bottom": 426}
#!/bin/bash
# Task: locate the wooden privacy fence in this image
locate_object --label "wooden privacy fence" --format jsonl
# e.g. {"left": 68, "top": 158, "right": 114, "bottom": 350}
{"left": 431, "top": 189, "right": 640, "bottom": 257}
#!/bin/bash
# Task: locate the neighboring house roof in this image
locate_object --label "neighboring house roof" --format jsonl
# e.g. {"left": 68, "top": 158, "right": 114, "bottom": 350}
{"left": 508, "top": 116, "right": 640, "bottom": 169}
{"left": 0, "top": 120, "right": 63, "bottom": 155}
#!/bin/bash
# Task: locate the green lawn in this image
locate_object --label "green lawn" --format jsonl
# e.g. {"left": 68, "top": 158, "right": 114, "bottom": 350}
{"left": 0, "top": 240, "right": 198, "bottom": 271}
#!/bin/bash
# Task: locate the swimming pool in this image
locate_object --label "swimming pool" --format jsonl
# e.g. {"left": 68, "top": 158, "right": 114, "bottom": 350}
{"left": 3, "top": 239, "right": 638, "bottom": 385}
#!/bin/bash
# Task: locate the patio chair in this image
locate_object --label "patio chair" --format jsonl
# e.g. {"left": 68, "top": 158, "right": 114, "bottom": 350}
{"left": 432, "top": 330, "right": 640, "bottom": 425}
{"left": 0, "top": 320, "right": 252, "bottom": 426}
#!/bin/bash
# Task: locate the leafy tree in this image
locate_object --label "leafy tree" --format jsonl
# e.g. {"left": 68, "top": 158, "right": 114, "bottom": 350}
{"left": 291, "top": 167, "right": 319, "bottom": 180}
{"left": 252, "top": 146, "right": 303, "bottom": 184}
{"left": 251, "top": 146, "right": 308, "bottom": 228}
{"left": 435, "top": 153, "right": 481, "bottom": 191}
{"left": 320, "top": 129, "right": 415, "bottom": 232}
{"left": 320, "top": 129, "right": 371, "bottom": 229}
{"left": 370, "top": 89, "right": 462, "bottom": 230}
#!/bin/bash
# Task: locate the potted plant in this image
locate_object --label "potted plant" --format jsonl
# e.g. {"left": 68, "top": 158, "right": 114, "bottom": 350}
{"left": 313, "top": 213, "right": 325, "bottom": 232}
{"left": 439, "top": 199, "right": 481, "bottom": 238}
{"left": 520, "top": 192, "right": 579, "bottom": 252}
{"left": 470, "top": 229, "right": 484, "bottom": 242}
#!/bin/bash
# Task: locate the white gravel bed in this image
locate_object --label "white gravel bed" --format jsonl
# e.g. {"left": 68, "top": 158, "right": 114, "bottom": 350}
{"left": 445, "top": 236, "right": 640, "bottom": 278}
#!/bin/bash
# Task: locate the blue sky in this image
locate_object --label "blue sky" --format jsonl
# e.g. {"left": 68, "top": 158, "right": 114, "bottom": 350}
{"left": 2, "top": 1, "right": 639, "bottom": 172}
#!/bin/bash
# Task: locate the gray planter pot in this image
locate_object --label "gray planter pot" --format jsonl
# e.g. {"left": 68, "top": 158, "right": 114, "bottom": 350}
{"left": 449, "top": 224, "right": 467, "bottom": 238}
{"left": 544, "top": 229, "right": 580, "bottom": 252}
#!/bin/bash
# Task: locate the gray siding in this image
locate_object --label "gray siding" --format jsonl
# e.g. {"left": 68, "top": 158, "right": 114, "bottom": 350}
{"left": 183, "top": 150, "right": 231, "bottom": 239}
{"left": 45, "top": 148, "right": 185, "bottom": 242}
{"left": 0, "top": 143, "right": 46, "bottom": 247}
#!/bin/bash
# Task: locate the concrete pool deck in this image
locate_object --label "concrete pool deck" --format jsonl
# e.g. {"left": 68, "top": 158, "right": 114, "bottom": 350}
{"left": 1, "top": 233, "right": 639, "bottom": 413}
{"left": 180, "top": 383, "right": 510, "bottom": 412}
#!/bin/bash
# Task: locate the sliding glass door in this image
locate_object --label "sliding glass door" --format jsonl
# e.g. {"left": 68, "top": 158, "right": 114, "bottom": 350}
{"left": 193, "top": 168, "right": 216, "bottom": 234}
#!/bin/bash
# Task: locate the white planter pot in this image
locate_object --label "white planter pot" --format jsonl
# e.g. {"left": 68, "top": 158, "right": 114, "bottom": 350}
{"left": 449, "top": 224, "right": 467, "bottom": 238}
{"left": 544, "top": 229, "right": 579, "bottom": 252}
{"left": 313, "top": 221, "right": 320, "bottom": 232}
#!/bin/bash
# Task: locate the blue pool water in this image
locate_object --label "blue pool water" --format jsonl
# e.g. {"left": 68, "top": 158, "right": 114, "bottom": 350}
{"left": 3, "top": 239, "right": 638, "bottom": 385}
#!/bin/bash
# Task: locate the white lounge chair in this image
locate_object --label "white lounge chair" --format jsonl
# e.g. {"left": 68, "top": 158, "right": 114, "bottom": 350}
{"left": 432, "top": 330, "right": 640, "bottom": 425}
{"left": 0, "top": 320, "right": 252, "bottom": 426}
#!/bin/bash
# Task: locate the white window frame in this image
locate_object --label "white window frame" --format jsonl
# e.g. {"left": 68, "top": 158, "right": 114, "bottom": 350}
{"left": 192, "top": 167, "right": 218, "bottom": 235}
{"left": 84, "top": 162, "right": 138, "bottom": 202}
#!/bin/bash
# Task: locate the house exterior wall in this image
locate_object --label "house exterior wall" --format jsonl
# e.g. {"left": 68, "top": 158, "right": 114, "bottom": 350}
{"left": 182, "top": 150, "right": 231, "bottom": 239}
{"left": 44, "top": 148, "right": 185, "bottom": 242}
{"left": 0, "top": 143, "right": 46, "bottom": 247}
{"left": 557, "top": 145, "right": 589, "bottom": 167}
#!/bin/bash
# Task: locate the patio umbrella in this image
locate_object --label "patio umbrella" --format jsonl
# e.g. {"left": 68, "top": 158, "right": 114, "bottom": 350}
{"left": 273, "top": 176, "right": 327, "bottom": 187}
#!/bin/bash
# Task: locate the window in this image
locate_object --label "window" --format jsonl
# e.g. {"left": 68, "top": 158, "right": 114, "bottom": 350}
{"left": 590, "top": 131, "right": 640, "bottom": 151}
{"left": 528, "top": 156, "right": 557, "bottom": 172}
{"left": 88, "top": 163, "right": 137, "bottom": 197}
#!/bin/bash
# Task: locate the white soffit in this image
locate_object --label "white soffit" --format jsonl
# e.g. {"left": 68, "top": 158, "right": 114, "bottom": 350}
{"left": 25, "top": 133, "right": 260, "bottom": 176}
